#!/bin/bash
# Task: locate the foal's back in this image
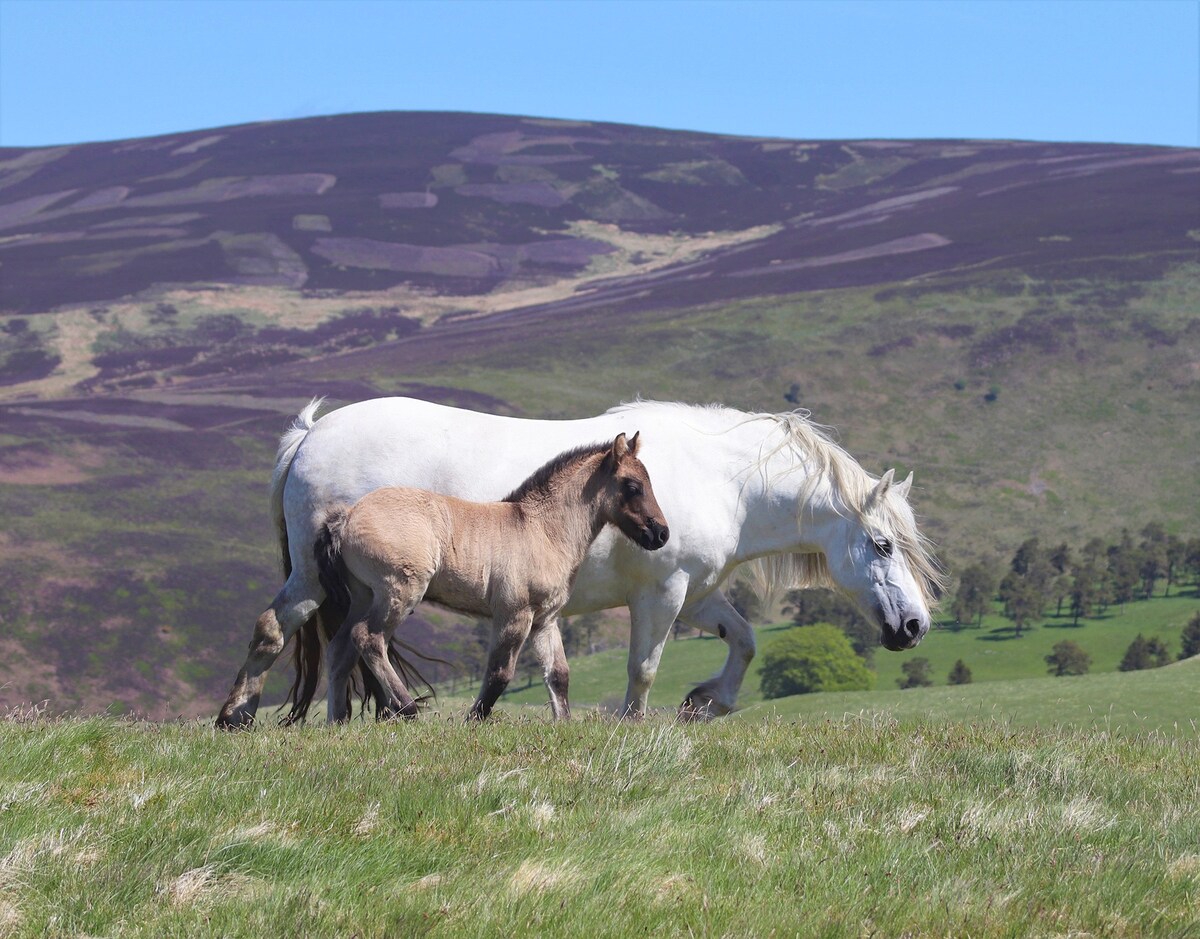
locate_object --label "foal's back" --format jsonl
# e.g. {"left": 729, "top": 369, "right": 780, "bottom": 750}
{"left": 336, "top": 486, "right": 569, "bottom": 620}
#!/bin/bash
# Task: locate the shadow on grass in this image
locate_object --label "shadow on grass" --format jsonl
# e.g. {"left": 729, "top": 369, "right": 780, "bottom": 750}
{"left": 977, "top": 625, "right": 1031, "bottom": 642}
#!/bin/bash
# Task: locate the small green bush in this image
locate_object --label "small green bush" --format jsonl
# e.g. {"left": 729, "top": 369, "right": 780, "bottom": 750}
{"left": 758, "top": 624, "right": 875, "bottom": 699}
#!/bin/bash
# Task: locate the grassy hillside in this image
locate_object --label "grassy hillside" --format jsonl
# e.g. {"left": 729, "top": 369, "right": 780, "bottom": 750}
{"left": 501, "top": 591, "right": 1200, "bottom": 725}
{"left": 1, "top": 713, "right": 1197, "bottom": 938}
{"left": 0, "top": 114, "right": 1196, "bottom": 718}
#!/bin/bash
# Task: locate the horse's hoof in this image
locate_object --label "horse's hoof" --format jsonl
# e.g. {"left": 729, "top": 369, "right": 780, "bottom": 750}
{"left": 678, "top": 687, "right": 728, "bottom": 722}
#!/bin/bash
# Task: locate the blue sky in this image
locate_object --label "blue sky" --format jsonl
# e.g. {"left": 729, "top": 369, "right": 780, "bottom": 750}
{"left": 1, "top": 0, "right": 1197, "bottom": 148}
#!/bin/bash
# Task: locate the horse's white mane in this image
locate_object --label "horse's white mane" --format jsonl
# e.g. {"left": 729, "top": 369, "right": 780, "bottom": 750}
{"left": 607, "top": 400, "right": 945, "bottom": 608}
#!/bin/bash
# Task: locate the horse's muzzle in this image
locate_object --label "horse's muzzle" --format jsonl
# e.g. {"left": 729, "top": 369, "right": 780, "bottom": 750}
{"left": 639, "top": 520, "right": 670, "bottom": 551}
{"left": 879, "top": 614, "right": 927, "bottom": 651}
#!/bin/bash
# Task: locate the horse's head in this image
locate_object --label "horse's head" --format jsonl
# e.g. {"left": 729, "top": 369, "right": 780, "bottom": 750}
{"left": 601, "top": 432, "right": 670, "bottom": 551}
{"left": 821, "top": 469, "right": 934, "bottom": 651}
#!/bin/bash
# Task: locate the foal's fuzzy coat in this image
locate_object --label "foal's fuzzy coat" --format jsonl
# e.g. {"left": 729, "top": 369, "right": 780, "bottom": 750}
{"left": 315, "top": 432, "right": 668, "bottom": 722}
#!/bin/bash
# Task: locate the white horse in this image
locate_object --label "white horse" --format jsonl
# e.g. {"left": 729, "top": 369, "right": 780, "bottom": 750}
{"left": 217, "top": 398, "right": 943, "bottom": 727}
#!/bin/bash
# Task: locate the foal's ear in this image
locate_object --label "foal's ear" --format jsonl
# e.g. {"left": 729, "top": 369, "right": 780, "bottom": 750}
{"left": 627, "top": 431, "right": 641, "bottom": 457}
{"left": 612, "top": 432, "right": 630, "bottom": 461}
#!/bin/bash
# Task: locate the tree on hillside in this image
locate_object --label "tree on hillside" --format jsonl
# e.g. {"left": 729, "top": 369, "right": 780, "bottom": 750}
{"left": 758, "top": 624, "right": 875, "bottom": 699}
{"left": 1069, "top": 563, "right": 1101, "bottom": 626}
{"left": 998, "top": 571, "right": 1043, "bottom": 638}
{"left": 1107, "top": 531, "right": 1142, "bottom": 609}
{"left": 1180, "top": 613, "right": 1200, "bottom": 661}
{"left": 947, "top": 659, "right": 973, "bottom": 685}
{"left": 998, "top": 537, "right": 1055, "bottom": 636}
{"left": 1184, "top": 538, "right": 1200, "bottom": 586}
{"left": 1048, "top": 542, "right": 1073, "bottom": 615}
{"left": 897, "top": 657, "right": 933, "bottom": 689}
{"left": 561, "top": 612, "right": 605, "bottom": 655}
{"left": 1045, "top": 640, "right": 1091, "bottom": 676}
{"left": 1138, "top": 523, "right": 1170, "bottom": 598}
{"left": 1119, "top": 633, "right": 1172, "bottom": 672}
{"left": 1164, "top": 535, "right": 1187, "bottom": 596}
{"left": 951, "top": 562, "right": 998, "bottom": 628}
{"left": 726, "top": 578, "right": 763, "bottom": 624}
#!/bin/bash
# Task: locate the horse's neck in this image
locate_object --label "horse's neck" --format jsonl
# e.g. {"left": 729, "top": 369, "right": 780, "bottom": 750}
{"left": 733, "top": 433, "right": 843, "bottom": 560}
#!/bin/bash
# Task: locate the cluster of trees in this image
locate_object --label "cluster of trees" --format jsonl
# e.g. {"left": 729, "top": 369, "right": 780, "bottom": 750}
{"left": 895, "top": 657, "right": 973, "bottom": 689}
{"left": 953, "top": 524, "right": 1200, "bottom": 636}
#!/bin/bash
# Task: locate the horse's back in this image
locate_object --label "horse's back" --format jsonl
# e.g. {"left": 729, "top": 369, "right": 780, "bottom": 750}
{"left": 282, "top": 396, "right": 743, "bottom": 608}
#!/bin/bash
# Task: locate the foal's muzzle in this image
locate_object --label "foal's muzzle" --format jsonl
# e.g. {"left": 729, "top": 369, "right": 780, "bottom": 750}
{"left": 639, "top": 519, "right": 670, "bottom": 551}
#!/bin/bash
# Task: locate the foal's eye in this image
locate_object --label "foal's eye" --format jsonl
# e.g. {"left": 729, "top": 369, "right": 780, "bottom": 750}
{"left": 622, "top": 480, "right": 643, "bottom": 498}
{"left": 873, "top": 537, "right": 893, "bottom": 558}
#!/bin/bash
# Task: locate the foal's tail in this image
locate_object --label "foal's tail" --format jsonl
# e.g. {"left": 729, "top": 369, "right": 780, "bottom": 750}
{"left": 313, "top": 507, "right": 353, "bottom": 614}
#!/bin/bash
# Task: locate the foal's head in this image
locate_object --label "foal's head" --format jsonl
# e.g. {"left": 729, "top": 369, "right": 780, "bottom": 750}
{"left": 599, "top": 432, "right": 669, "bottom": 551}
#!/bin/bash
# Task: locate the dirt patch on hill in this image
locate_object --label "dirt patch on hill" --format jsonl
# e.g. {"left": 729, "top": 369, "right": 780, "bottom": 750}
{"left": 0, "top": 443, "right": 107, "bottom": 485}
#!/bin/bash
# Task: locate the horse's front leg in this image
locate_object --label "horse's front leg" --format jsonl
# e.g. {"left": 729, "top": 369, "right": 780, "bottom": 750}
{"left": 469, "top": 609, "right": 534, "bottom": 721}
{"left": 675, "top": 589, "right": 755, "bottom": 720}
{"left": 529, "top": 616, "right": 570, "bottom": 720}
{"left": 216, "top": 572, "right": 322, "bottom": 729}
{"left": 622, "top": 574, "right": 689, "bottom": 719}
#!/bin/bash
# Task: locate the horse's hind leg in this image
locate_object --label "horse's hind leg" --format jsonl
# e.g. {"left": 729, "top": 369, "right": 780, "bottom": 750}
{"left": 325, "top": 613, "right": 364, "bottom": 724}
{"left": 530, "top": 617, "right": 570, "bottom": 720}
{"left": 469, "top": 609, "right": 534, "bottom": 721}
{"left": 675, "top": 590, "right": 753, "bottom": 720}
{"left": 217, "top": 573, "right": 321, "bottom": 729}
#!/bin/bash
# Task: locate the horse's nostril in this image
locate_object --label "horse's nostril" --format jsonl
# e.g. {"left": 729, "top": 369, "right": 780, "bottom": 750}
{"left": 656, "top": 525, "right": 669, "bottom": 546}
{"left": 903, "top": 618, "right": 921, "bottom": 639}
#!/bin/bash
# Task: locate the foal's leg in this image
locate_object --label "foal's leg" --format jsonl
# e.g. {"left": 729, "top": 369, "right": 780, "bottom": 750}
{"left": 530, "top": 617, "right": 571, "bottom": 720}
{"left": 674, "top": 589, "right": 755, "bottom": 720}
{"left": 469, "top": 609, "right": 535, "bottom": 721}
{"left": 217, "top": 570, "right": 323, "bottom": 729}
{"left": 353, "top": 589, "right": 423, "bottom": 720}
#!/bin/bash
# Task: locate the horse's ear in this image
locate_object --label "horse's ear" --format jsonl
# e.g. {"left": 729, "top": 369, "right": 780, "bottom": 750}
{"left": 612, "top": 433, "right": 630, "bottom": 461}
{"left": 895, "top": 471, "right": 914, "bottom": 500}
{"left": 627, "top": 431, "right": 641, "bottom": 457}
{"left": 868, "top": 468, "right": 895, "bottom": 507}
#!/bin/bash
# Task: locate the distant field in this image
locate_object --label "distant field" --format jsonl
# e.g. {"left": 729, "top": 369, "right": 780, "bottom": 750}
{"left": 500, "top": 592, "right": 1200, "bottom": 732}
{"left": 739, "top": 655, "right": 1200, "bottom": 739}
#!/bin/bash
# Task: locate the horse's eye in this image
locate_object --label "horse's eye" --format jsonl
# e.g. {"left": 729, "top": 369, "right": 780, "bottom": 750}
{"left": 873, "top": 537, "right": 893, "bottom": 558}
{"left": 623, "top": 480, "right": 643, "bottom": 498}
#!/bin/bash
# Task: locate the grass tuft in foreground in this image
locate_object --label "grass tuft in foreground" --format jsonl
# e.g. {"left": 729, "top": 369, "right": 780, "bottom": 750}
{"left": 1, "top": 711, "right": 1198, "bottom": 937}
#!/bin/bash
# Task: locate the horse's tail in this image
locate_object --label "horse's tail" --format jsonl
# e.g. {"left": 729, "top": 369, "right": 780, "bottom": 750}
{"left": 271, "top": 397, "right": 325, "bottom": 578}
{"left": 272, "top": 399, "right": 329, "bottom": 725}
{"left": 282, "top": 506, "right": 352, "bottom": 723}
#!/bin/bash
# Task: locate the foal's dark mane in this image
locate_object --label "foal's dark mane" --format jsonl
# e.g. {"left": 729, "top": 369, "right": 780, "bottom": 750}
{"left": 501, "top": 440, "right": 612, "bottom": 504}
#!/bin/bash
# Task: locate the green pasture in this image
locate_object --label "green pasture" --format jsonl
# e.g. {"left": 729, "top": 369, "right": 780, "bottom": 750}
{"left": 501, "top": 592, "right": 1200, "bottom": 722}
{"left": 743, "top": 655, "right": 1200, "bottom": 739}
{"left": 1, "top": 712, "right": 1198, "bottom": 938}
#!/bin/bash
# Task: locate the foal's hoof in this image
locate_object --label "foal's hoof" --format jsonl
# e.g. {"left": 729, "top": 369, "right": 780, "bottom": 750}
{"left": 215, "top": 709, "right": 254, "bottom": 731}
{"left": 678, "top": 687, "right": 730, "bottom": 722}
